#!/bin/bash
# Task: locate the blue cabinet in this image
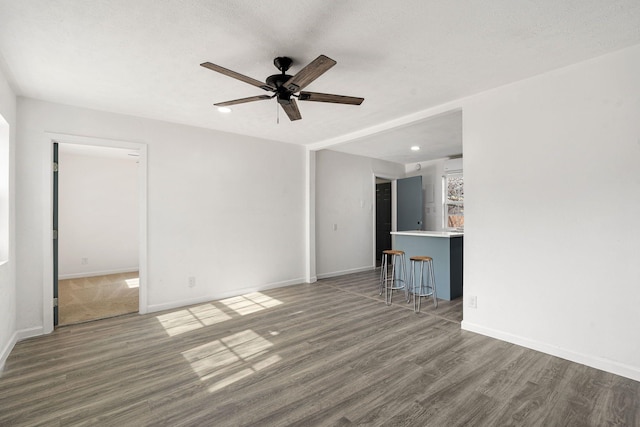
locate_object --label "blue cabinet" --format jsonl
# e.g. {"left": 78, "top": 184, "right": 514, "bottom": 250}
{"left": 392, "top": 232, "right": 463, "bottom": 300}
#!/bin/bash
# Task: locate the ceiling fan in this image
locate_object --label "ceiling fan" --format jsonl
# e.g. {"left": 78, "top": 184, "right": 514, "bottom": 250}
{"left": 200, "top": 55, "right": 364, "bottom": 121}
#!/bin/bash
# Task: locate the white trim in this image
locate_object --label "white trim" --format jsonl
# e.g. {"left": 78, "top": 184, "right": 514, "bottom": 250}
{"left": 146, "top": 278, "right": 305, "bottom": 313}
{"left": 372, "top": 174, "right": 378, "bottom": 268}
{"left": 0, "top": 331, "right": 17, "bottom": 372}
{"left": 42, "top": 140, "right": 54, "bottom": 334}
{"left": 15, "top": 326, "right": 44, "bottom": 341}
{"left": 137, "top": 144, "right": 148, "bottom": 314}
{"left": 42, "top": 132, "right": 149, "bottom": 333}
{"left": 304, "top": 149, "right": 316, "bottom": 283}
{"left": 316, "top": 265, "right": 375, "bottom": 280}
{"left": 58, "top": 267, "right": 139, "bottom": 280}
{"left": 1, "top": 326, "right": 46, "bottom": 371}
{"left": 461, "top": 321, "right": 640, "bottom": 382}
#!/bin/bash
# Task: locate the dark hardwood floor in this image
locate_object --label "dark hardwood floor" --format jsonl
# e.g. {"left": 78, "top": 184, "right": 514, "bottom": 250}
{"left": 1, "top": 269, "right": 638, "bottom": 426}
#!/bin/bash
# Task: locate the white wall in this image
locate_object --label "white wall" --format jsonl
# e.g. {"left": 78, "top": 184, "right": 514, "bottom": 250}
{"left": 15, "top": 98, "right": 306, "bottom": 333}
{"left": 58, "top": 150, "right": 139, "bottom": 278}
{"left": 315, "top": 149, "right": 404, "bottom": 278}
{"left": 0, "top": 65, "right": 16, "bottom": 369}
{"left": 462, "top": 44, "right": 640, "bottom": 380}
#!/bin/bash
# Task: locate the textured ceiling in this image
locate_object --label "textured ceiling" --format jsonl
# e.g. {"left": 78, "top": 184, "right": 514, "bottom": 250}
{"left": 330, "top": 110, "right": 463, "bottom": 164}
{"left": 1, "top": 0, "right": 640, "bottom": 163}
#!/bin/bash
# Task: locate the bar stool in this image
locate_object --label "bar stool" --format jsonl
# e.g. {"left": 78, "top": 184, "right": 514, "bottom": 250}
{"left": 379, "top": 250, "right": 408, "bottom": 305}
{"left": 409, "top": 256, "right": 438, "bottom": 312}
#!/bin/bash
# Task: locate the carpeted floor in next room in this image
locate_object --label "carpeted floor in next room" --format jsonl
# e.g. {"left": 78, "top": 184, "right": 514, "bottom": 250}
{"left": 58, "top": 271, "right": 139, "bottom": 325}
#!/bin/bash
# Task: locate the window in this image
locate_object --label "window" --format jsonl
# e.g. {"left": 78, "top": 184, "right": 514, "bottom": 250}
{"left": 444, "top": 172, "right": 463, "bottom": 230}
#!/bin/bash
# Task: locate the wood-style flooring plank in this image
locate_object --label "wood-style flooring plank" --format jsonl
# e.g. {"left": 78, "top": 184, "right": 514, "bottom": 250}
{"left": 1, "top": 269, "right": 639, "bottom": 426}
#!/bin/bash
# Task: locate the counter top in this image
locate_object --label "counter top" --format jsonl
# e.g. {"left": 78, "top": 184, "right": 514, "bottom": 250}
{"left": 391, "top": 230, "right": 463, "bottom": 238}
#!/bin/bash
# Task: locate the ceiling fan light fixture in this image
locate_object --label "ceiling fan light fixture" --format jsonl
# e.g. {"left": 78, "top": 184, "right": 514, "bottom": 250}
{"left": 217, "top": 106, "right": 232, "bottom": 113}
{"left": 201, "top": 54, "right": 364, "bottom": 122}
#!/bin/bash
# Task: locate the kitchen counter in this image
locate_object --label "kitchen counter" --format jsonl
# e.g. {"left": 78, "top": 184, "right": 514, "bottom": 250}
{"left": 391, "top": 230, "right": 463, "bottom": 238}
{"left": 391, "top": 230, "right": 463, "bottom": 300}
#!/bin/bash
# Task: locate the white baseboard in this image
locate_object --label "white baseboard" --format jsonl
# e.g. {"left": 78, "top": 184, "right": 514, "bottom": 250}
{"left": 1, "top": 326, "right": 44, "bottom": 373}
{"left": 461, "top": 320, "right": 640, "bottom": 382}
{"left": 59, "top": 267, "right": 138, "bottom": 280}
{"left": 316, "top": 265, "right": 375, "bottom": 280}
{"left": 0, "top": 332, "right": 18, "bottom": 373}
{"left": 16, "top": 326, "right": 44, "bottom": 341}
{"left": 146, "top": 277, "right": 305, "bottom": 313}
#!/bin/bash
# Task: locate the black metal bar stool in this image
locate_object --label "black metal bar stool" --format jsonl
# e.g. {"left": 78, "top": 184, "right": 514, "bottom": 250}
{"left": 409, "top": 256, "right": 438, "bottom": 312}
{"left": 379, "top": 249, "right": 408, "bottom": 305}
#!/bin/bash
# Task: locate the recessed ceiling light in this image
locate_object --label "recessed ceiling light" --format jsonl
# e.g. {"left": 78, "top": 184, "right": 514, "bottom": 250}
{"left": 217, "top": 107, "right": 232, "bottom": 113}
{"left": 411, "top": 146, "right": 420, "bottom": 151}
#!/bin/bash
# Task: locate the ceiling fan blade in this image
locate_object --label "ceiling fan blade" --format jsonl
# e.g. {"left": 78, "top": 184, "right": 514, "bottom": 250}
{"left": 298, "top": 91, "right": 364, "bottom": 105}
{"left": 278, "top": 98, "right": 302, "bottom": 121}
{"left": 284, "top": 55, "right": 336, "bottom": 92}
{"left": 201, "top": 62, "right": 275, "bottom": 91}
{"left": 214, "top": 95, "right": 273, "bottom": 107}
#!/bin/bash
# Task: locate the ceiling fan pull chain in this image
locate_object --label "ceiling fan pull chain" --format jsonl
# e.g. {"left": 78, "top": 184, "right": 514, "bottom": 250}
{"left": 276, "top": 100, "right": 280, "bottom": 124}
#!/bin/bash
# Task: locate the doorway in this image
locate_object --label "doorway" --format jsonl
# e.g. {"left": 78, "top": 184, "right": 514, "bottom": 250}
{"left": 54, "top": 143, "right": 139, "bottom": 325}
{"left": 52, "top": 140, "right": 143, "bottom": 326}
{"left": 375, "top": 178, "right": 392, "bottom": 266}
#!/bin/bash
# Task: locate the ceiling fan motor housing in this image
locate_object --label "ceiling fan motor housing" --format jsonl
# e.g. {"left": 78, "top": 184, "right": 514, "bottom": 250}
{"left": 266, "top": 73, "right": 294, "bottom": 89}
{"left": 273, "top": 56, "right": 292, "bottom": 72}
{"left": 266, "top": 71, "right": 295, "bottom": 104}
{"left": 268, "top": 56, "right": 296, "bottom": 103}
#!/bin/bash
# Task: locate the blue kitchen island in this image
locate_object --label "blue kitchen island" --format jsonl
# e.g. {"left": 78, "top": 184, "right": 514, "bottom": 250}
{"left": 391, "top": 230, "right": 463, "bottom": 300}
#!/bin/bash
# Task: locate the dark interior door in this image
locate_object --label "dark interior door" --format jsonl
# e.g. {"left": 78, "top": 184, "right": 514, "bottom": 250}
{"left": 53, "top": 143, "right": 59, "bottom": 326}
{"left": 397, "top": 176, "right": 423, "bottom": 231}
{"left": 376, "top": 181, "right": 392, "bottom": 263}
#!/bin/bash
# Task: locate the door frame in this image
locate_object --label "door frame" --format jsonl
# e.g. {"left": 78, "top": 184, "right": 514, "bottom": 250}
{"left": 371, "top": 173, "right": 397, "bottom": 268}
{"left": 52, "top": 142, "right": 59, "bottom": 326}
{"left": 42, "top": 132, "right": 148, "bottom": 333}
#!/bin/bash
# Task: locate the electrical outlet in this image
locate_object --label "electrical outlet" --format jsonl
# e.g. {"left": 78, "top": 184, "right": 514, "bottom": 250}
{"left": 468, "top": 296, "right": 477, "bottom": 309}
{"left": 81, "top": 258, "right": 88, "bottom": 265}
{"left": 188, "top": 276, "right": 196, "bottom": 288}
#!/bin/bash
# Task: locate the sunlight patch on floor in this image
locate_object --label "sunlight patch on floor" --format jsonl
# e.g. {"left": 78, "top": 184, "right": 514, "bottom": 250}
{"left": 181, "top": 329, "right": 282, "bottom": 393}
{"left": 156, "top": 303, "right": 232, "bottom": 336}
{"left": 125, "top": 278, "right": 139, "bottom": 288}
{"left": 219, "top": 292, "right": 283, "bottom": 316}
